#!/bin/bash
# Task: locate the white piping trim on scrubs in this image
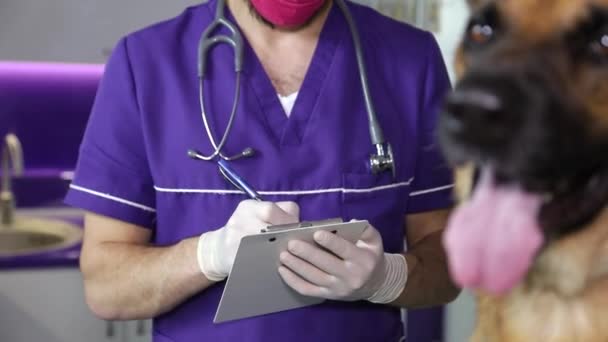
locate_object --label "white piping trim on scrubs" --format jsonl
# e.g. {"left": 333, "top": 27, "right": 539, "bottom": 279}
{"left": 409, "top": 184, "right": 454, "bottom": 197}
{"left": 154, "top": 178, "right": 415, "bottom": 196}
{"left": 69, "top": 184, "right": 157, "bottom": 212}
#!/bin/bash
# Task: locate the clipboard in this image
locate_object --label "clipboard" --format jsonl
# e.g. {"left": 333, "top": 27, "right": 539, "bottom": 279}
{"left": 214, "top": 218, "right": 368, "bottom": 323}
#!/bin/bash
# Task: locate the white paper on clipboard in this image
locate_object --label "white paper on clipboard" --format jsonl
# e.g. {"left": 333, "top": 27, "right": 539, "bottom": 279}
{"left": 214, "top": 218, "right": 368, "bottom": 324}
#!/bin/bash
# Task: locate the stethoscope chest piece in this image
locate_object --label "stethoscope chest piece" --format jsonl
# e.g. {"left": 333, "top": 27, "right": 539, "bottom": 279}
{"left": 370, "top": 143, "right": 396, "bottom": 179}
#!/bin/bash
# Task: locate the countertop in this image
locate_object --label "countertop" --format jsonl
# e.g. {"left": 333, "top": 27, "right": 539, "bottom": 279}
{"left": 0, "top": 207, "right": 84, "bottom": 270}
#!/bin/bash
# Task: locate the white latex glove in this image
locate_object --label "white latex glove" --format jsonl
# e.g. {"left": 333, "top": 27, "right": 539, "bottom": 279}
{"left": 198, "top": 200, "right": 300, "bottom": 281}
{"left": 278, "top": 224, "right": 407, "bottom": 303}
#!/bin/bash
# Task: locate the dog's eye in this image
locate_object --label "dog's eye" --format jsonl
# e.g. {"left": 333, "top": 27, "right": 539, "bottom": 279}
{"left": 469, "top": 21, "right": 495, "bottom": 44}
{"left": 464, "top": 6, "right": 500, "bottom": 49}
{"left": 589, "top": 32, "right": 608, "bottom": 61}
{"left": 569, "top": 9, "right": 608, "bottom": 64}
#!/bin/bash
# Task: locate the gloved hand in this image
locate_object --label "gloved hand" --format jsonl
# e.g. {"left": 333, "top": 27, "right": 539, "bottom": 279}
{"left": 278, "top": 223, "right": 407, "bottom": 303}
{"left": 198, "top": 200, "right": 300, "bottom": 281}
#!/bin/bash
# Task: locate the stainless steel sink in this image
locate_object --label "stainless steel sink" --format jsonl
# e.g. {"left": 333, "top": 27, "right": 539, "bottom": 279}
{"left": 0, "top": 134, "right": 84, "bottom": 257}
{"left": 0, "top": 217, "right": 82, "bottom": 256}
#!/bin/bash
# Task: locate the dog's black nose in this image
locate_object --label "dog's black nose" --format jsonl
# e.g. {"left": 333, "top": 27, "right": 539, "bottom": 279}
{"left": 443, "top": 85, "right": 519, "bottom": 146}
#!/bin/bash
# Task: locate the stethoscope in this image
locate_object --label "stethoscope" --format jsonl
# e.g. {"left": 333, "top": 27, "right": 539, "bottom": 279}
{"left": 188, "top": 0, "right": 395, "bottom": 178}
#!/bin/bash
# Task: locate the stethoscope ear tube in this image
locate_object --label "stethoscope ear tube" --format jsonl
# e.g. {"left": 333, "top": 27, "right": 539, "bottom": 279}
{"left": 194, "top": 0, "right": 251, "bottom": 162}
{"left": 198, "top": 0, "right": 244, "bottom": 78}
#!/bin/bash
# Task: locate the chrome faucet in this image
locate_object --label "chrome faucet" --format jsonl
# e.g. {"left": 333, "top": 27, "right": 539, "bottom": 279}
{"left": 1, "top": 133, "right": 23, "bottom": 226}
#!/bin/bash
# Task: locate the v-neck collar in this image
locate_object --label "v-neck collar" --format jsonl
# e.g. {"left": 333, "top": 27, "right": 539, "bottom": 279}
{"left": 237, "top": 3, "right": 345, "bottom": 146}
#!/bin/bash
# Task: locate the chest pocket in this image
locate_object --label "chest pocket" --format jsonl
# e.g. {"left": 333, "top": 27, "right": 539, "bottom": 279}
{"left": 341, "top": 172, "right": 409, "bottom": 253}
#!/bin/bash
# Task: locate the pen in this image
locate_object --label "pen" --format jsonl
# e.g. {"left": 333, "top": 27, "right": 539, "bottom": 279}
{"left": 217, "top": 159, "right": 263, "bottom": 201}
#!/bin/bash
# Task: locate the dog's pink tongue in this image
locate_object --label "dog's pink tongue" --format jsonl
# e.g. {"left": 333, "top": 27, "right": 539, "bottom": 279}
{"left": 443, "top": 168, "right": 544, "bottom": 295}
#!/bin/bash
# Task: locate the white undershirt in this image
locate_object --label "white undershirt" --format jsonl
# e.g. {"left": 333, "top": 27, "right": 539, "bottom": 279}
{"left": 277, "top": 92, "right": 299, "bottom": 117}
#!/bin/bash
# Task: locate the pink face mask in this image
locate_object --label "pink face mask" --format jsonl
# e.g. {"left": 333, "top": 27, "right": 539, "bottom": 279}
{"left": 249, "top": 0, "right": 326, "bottom": 27}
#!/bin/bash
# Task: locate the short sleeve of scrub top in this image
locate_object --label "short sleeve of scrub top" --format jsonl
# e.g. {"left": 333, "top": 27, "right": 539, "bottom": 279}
{"left": 406, "top": 34, "right": 454, "bottom": 214}
{"left": 64, "top": 38, "right": 156, "bottom": 229}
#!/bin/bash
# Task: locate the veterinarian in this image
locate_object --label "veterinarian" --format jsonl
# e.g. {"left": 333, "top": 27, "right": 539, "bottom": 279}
{"left": 65, "top": 0, "right": 459, "bottom": 340}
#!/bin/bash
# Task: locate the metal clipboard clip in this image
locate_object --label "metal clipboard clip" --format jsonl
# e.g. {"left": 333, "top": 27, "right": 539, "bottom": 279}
{"left": 260, "top": 218, "right": 343, "bottom": 233}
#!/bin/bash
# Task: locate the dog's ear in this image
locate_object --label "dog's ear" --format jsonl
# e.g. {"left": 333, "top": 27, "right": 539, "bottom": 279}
{"left": 467, "top": 0, "right": 489, "bottom": 10}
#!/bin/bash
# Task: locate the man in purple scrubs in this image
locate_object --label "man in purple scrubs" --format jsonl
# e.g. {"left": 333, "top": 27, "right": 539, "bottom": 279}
{"left": 65, "top": 0, "right": 459, "bottom": 341}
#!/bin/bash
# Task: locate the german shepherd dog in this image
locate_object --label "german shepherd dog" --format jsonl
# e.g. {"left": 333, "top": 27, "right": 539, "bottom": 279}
{"left": 438, "top": 0, "right": 608, "bottom": 341}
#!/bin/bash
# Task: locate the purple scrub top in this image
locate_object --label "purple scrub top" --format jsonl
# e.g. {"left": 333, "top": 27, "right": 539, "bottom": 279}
{"left": 65, "top": 1, "right": 453, "bottom": 341}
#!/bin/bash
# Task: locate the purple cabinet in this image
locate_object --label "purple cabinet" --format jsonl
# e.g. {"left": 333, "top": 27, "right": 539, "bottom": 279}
{"left": 0, "top": 61, "right": 103, "bottom": 207}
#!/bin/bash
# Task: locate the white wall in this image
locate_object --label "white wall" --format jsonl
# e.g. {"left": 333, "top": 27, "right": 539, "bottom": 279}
{"left": 434, "top": 0, "right": 469, "bottom": 82}
{"left": 0, "top": 0, "right": 201, "bottom": 63}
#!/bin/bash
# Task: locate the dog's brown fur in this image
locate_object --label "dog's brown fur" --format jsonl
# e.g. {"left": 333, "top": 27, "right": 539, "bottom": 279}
{"left": 452, "top": 1, "right": 608, "bottom": 341}
{"left": 469, "top": 208, "right": 608, "bottom": 341}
